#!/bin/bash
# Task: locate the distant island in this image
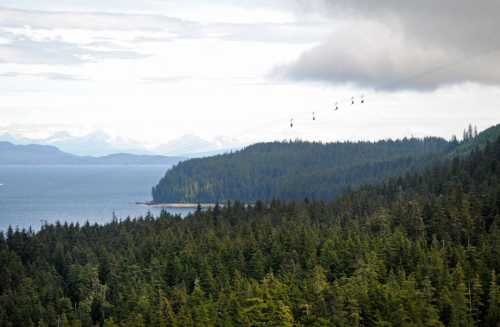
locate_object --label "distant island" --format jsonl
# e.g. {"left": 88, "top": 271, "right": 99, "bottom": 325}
{"left": 0, "top": 141, "right": 185, "bottom": 165}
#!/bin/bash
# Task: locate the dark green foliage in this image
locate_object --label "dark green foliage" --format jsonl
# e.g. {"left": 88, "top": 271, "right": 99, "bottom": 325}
{"left": 452, "top": 123, "right": 500, "bottom": 157}
{"left": 153, "top": 137, "right": 453, "bottom": 203}
{"left": 2, "top": 136, "right": 500, "bottom": 326}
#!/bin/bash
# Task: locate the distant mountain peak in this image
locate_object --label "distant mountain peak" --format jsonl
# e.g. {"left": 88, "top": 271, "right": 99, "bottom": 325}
{"left": 0, "top": 130, "right": 152, "bottom": 157}
{"left": 154, "top": 134, "right": 243, "bottom": 157}
{"left": 1, "top": 129, "right": 244, "bottom": 157}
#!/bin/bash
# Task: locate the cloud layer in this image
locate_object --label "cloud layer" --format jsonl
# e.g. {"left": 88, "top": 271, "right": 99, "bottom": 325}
{"left": 0, "top": 7, "right": 191, "bottom": 31}
{"left": 276, "top": 0, "right": 500, "bottom": 90}
{"left": 0, "top": 71, "right": 84, "bottom": 81}
{"left": 0, "top": 6, "right": 325, "bottom": 69}
{"left": 0, "top": 31, "right": 147, "bottom": 65}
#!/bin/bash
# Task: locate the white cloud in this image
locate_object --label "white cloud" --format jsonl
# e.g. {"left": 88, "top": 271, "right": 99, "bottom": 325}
{"left": 0, "top": 6, "right": 325, "bottom": 67}
{"left": 0, "top": 71, "right": 84, "bottom": 80}
{"left": 0, "top": 7, "right": 192, "bottom": 31}
{"left": 0, "top": 30, "right": 148, "bottom": 65}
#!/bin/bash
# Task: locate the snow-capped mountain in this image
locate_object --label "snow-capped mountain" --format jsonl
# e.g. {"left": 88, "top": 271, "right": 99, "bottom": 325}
{"left": 154, "top": 134, "right": 243, "bottom": 157}
{"left": 0, "top": 130, "right": 244, "bottom": 158}
{"left": 0, "top": 131, "right": 151, "bottom": 157}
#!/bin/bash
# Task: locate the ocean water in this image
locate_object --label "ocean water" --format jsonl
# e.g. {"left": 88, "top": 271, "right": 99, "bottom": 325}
{"left": 0, "top": 165, "right": 192, "bottom": 231}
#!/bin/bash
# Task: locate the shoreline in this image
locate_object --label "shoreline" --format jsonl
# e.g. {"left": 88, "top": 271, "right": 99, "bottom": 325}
{"left": 136, "top": 202, "right": 221, "bottom": 209}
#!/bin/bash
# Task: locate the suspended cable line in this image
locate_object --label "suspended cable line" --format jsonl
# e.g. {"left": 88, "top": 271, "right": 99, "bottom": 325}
{"left": 226, "top": 45, "right": 500, "bottom": 141}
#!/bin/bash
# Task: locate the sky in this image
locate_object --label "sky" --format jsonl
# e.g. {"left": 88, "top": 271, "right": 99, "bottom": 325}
{"left": 0, "top": 0, "right": 499, "bottom": 147}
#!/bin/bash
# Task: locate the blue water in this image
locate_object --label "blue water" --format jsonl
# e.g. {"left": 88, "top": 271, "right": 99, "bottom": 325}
{"left": 0, "top": 165, "right": 192, "bottom": 231}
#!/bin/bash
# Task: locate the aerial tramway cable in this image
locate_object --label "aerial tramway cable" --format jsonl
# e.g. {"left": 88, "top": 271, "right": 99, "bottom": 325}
{"left": 227, "top": 46, "right": 500, "bottom": 135}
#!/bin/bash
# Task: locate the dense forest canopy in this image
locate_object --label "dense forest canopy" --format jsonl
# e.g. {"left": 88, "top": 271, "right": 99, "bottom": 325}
{"left": 2, "top": 132, "right": 500, "bottom": 326}
{"left": 153, "top": 137, "right": 455, "bottom": 203}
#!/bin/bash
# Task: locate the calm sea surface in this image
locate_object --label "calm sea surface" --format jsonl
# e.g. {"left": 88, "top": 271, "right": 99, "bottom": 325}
{"left": 0, "top": 165, "right": 192, "bottom": 231}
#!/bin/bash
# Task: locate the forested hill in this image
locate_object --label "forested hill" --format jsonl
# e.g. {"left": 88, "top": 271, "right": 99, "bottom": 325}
{"left": 452, "top": 123, "right": 500, "bottom": 156}
{"left": 2, "top": 135, "right": 500, "bottom": 326}
{"left": 152, "top": 137, "right": 454, "bottom": 203}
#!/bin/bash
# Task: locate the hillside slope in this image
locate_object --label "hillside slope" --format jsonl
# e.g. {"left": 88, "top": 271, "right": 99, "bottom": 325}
{"left": 152, "top": 137, "right": 454, "bottom": 203}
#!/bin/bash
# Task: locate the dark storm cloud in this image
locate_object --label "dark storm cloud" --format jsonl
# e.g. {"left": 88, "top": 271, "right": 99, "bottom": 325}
{"left": 276, "top": 0, "right": 500, "bottom": 90}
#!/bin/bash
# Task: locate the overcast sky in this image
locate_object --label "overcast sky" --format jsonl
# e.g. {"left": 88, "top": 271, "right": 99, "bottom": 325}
{"left": 0, "top": 0, "right": 499, "bottom": 146}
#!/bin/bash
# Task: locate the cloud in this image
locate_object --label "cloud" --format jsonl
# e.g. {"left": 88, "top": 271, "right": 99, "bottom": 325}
{"left": 214, "top": 22, "right": 330, "bottom": 44}
{"left": 0, "top": 6, "right": 326, "bottom": 43}
{"left": 132, "top": 36, "right": 174, "bottom": 44}
{"left": 141, "top": 76, "right": 190, "bottom": 84}
{"left": 0, "top": 6, "right": 327, "bottom": 67}
{"left": 275, "top": 0, "right": 500, "bottom": 90}
{"left": 0, "top": 30, "right": 148, "bottom": 65}
{"left": 0, "top": 6, "right": 193, "bottom": 31}
{"left": 0, "top": 71, "right": 85, "bottom": 81}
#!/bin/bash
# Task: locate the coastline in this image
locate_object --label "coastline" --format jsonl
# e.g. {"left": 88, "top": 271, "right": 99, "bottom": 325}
{"left": 136, "top": 202, "right": 221, "bottom": 209}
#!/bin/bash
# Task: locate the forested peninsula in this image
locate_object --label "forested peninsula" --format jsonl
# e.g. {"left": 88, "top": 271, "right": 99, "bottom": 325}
{"left": 152, "top": 137, "right": 454, "bottom": 203}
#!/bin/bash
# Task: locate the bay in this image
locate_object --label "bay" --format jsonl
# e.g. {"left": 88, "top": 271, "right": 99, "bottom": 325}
{"left": 0, "top": 165, "right": 192, "bottom": 231}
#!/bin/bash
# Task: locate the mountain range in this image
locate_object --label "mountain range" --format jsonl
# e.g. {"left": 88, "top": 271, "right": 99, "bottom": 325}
{"left": 0, "top": 141, "right": 184, "bottom": 166}
{"left": 0, "top": 131, "right": 243, "bottom": 157}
